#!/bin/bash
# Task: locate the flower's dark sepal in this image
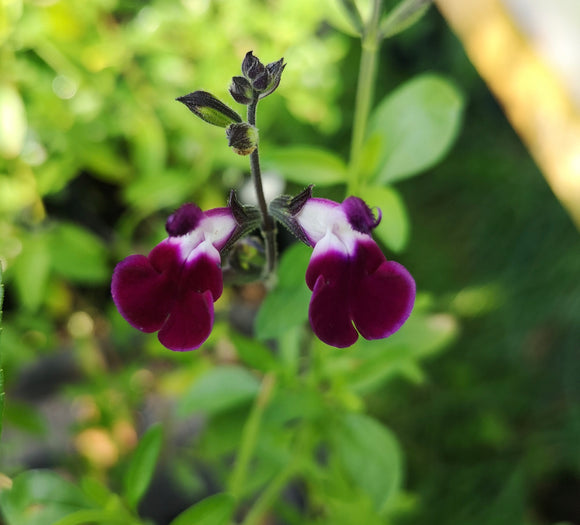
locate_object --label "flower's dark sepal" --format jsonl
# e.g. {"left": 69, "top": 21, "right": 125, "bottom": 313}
{"left": 176, "top": 91, "right": 242, "bottom": 128}
{"left": 261, "top": 58, "right": 286, "bottom": 98}
{"left": 242, "top": 51, "right": 264, "bottom": 80}
{"left": 220, "top": 190, "right": 262, "bottom": 256}
{"left": 229, "top": 76, "right": 253, "bottom": 105}
{"left": 269, "top": 186, "right": 313, "bottom": 245}
{"left": 226, "top": 122, "right": 259, "bottom": 156}
{"left": 240, "top": 51, "right": 285, "bottom": 100}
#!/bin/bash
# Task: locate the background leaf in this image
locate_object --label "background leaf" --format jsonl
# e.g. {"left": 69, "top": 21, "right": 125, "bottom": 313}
{"left": 331, "top": 413, "right": 402, "bottom": 514}
{"left": 12, "top": 233, "right": 51, "bottom": 312}
{"left": 230, "top": 331, "right": 279, "bottom": 373}
{"left": 48, "top": 223, "right": 108, "bottom": 283}
{"left": 254, "top": 242, "right": 311, "bottom": 340}
{"left": 178, "top": 366, "right": 261, "bottom": 417}
{"left": 261, "top": 146, "right": 348, "bottom": 186}
{"left": 0, "top": 470, "right": 93, "bottom": 525}
{"left": 169, "top": 493, "right": 235, "bottom": 525}
{"left": 123, "top": 423, "right": 163, "bottom": 511}
{"left": 368, "top": 74, "right": 464, "bottom": 183}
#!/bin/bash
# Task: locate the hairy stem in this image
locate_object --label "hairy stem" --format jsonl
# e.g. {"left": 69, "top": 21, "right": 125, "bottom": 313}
{"left": 347, "top": 0, "right": 384, "bottom": 195}
{"left": 247, "top": 97, "right": 277, "bottom": 279}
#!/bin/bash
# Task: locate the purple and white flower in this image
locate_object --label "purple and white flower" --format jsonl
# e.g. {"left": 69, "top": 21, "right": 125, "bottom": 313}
{"left": 111, "top": 203, "right": 240, "bottom": 351}
{"left": 290, "top": 194, "right": 416, "bottom": 348}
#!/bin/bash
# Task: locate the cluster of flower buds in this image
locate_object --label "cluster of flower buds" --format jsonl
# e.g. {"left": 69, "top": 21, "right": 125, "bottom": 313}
{"left": 230, "top": 51, "right": 286, "bottom": 104}
{"left": 112, "top": 52, "right": 415, "bottom": 351}
{"left": 176, "top": 52, "right": 285, "bottom": 156}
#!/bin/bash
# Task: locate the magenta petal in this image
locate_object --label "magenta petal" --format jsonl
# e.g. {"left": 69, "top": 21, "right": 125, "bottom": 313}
{"left": 181, "top": 241, "right": 224, "bottom": 299}
{"left": 307, "top": 245, "right": 358, "bottom": 348}
{"left": 310, "top": 275, "right": 358, "bottom": 348}
{"left": 351, "top": 258, "right": 416, "bottom": 340}
{"left": 158, "top": 289, "right": 214, "bottom": 351}
{"left": 111, "top": 254, "right": 175, "bottom": 333}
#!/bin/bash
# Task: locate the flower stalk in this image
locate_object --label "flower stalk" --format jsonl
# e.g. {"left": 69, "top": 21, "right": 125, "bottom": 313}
{"left": 247, "top": 95, "right": 277, "bottom": 280}
{"left": 348, "top": 0, "right": 384, "bottom": 195}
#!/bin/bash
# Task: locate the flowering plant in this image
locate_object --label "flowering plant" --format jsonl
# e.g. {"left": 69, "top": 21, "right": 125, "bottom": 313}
{"left": 112, "top": 51, "right": 415, "bottom": 351}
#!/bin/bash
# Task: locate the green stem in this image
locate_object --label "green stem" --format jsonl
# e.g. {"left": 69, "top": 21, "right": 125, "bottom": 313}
{"left": 347, "top": 0, "right": 384, "bottom": 195}
{"left": 228, "top": 373, "right": 276, "bottom": 499}
{"left": 247, "top": 97, "right": 277, "bottom": 280}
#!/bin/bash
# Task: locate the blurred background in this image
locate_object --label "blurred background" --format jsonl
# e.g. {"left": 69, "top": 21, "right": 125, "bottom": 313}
{"left": 1, "top": 0, "right": 579, "bottom": 524}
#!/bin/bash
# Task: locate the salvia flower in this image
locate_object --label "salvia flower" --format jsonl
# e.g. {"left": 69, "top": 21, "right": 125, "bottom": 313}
{"left": 272, "top": 190, "right": 416, "bottom": 348}
{"left": 111, "top": 197, "right": 259, "bottom": 351}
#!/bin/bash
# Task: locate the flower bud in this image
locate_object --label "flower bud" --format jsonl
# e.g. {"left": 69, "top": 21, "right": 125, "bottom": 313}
{"left": 229, "top": 76, "right": 253, "bottom": 105}
{"left": 239, "top": 51, "right": 285, "bottom": 100}
{"left": 176, "top": 91, "right": 242, "bottom": 128}
{"left": 226, "top": 122, "right": 259, "bottom": 156}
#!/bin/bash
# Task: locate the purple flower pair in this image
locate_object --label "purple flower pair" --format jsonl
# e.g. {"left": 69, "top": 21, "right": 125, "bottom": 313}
{"left": 112, "top": 192, "right": 415, "bottom": 350}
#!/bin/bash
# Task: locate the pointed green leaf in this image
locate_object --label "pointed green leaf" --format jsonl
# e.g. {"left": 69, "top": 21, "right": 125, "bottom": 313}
{"left": 332, "top": 413, "right": 402, "bottom": 514}
{"left": 380, "top": 0, "right": 432, "bottom": 39}
{"left": 368, "top": 74, "right": 464, "bottom": 183}
{"left": 169, "top": 493, "right": 235, "bottom": 525}
{"left": 123, "top": 423, "right": 163, "bottom": 510}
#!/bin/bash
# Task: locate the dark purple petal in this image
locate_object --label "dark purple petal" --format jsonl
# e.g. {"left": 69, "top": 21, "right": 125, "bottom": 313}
{"left": 308, "top": 259, "right": 358, "bottom": 349}
{"left": 350, "top": 240, "right": 415, "bottom": 340}
{"left": 306, "top": 234, "right": 358, "bottom": 347}
{"left": 341, "top": 196, "right": 381, "bottom": 234}
{"left": 158, "top": 289, "right": 214, "bottom": 351}
{"left": 111, "top": 254, "right": 175, "bottom": 333}
{"left": 166, "top": 203, "right": 204, "bottom": 237}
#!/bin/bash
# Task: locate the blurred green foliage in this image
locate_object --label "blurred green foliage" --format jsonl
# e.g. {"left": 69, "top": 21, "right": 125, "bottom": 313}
{"left": 0, "top": 0, "right": 579, "bottom": 524}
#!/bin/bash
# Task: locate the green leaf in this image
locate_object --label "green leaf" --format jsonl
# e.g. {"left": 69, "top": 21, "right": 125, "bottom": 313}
{"left": 230, "top": 331, "right": 278, "bottom": 373}
{"left": 169, "top": 493, "right": 235, "bottom": 525}
{"left": 178, "top": 366, "right": 261, "bottom": 417}
{"left": 0, "top": 470, "right": 93, "bottom": 525}
{"left": 360, "top": 185, "right": 410, "bottom": 252}
{"left": 254, "top": 242, "right": 311, "bottom": 340}
{"left": 339, "top": 312, "right": 458, "bottom": 394}
{"left": 261, "top": 146, "right": 348, "bottom": 186}
{"left": 12, "top": 233, "right": 51, "bottom": 311}
{"left": 332, "top": 413, "right": 402, "bottom": 514}
{"left": 123, "top": 423, "right": 163, "bottom": 510}
{"left": 48, "top": 223, "right": 108, "bottom": 283}
{"left": 380, "top": 0, "right": 432, "bottom": 39}
{"left": 368, "top": 74, "right": 464, "bottom": 183}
